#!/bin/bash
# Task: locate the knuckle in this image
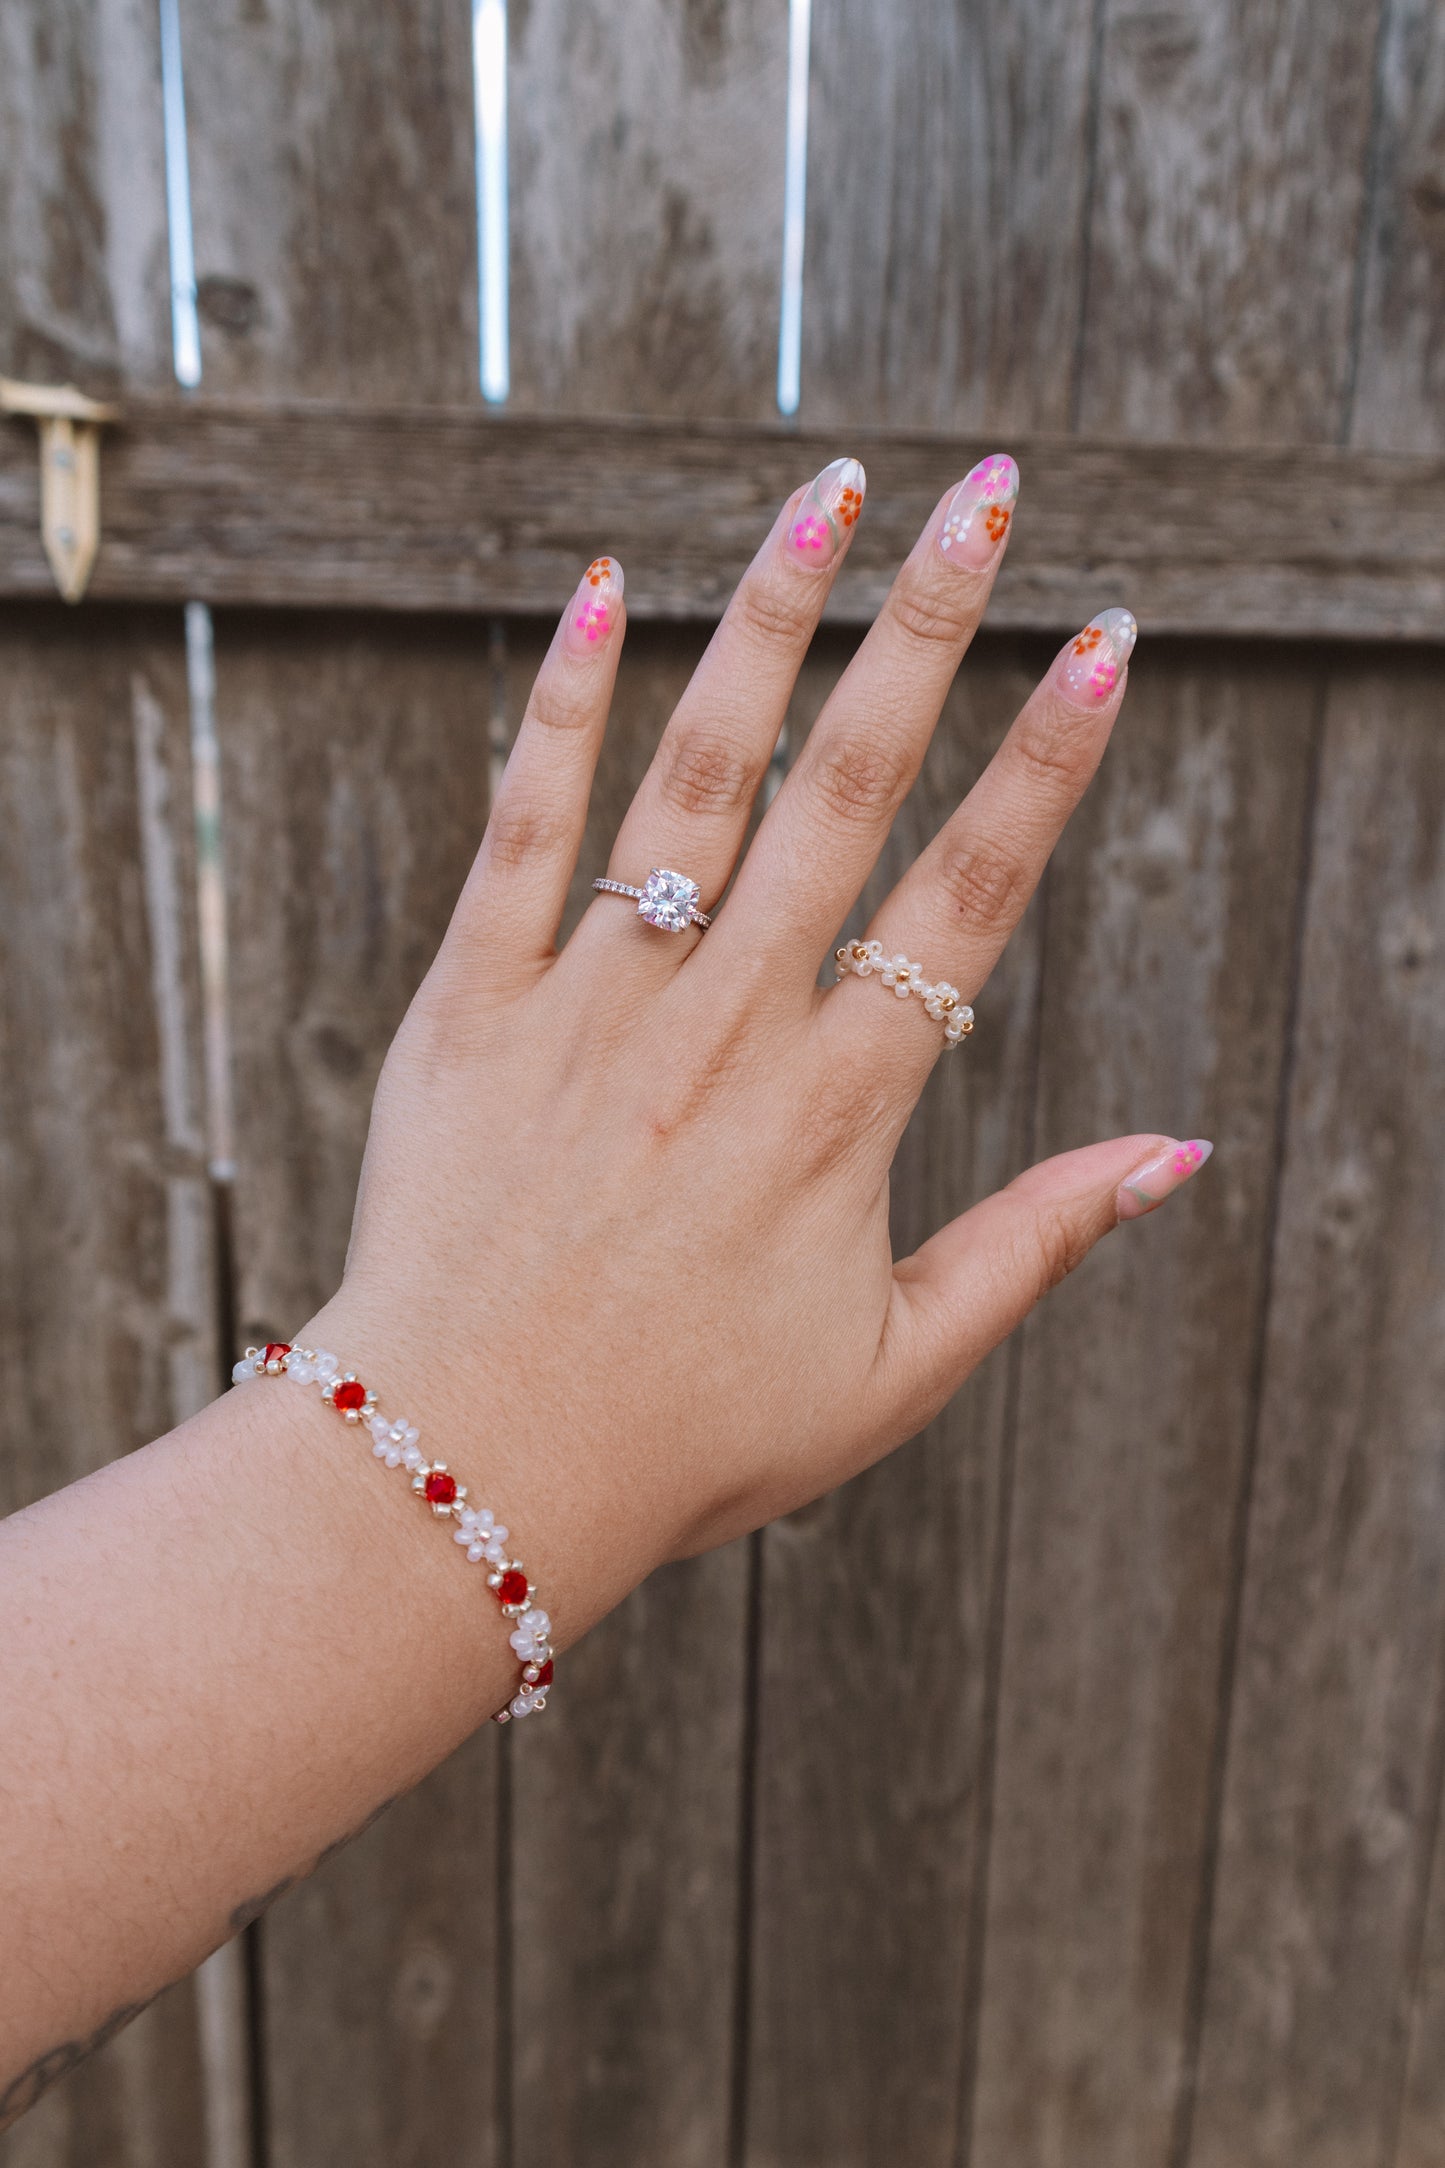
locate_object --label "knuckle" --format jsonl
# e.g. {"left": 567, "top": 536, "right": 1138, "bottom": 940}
{"left": 935, "top": 834, "right": 1029, "bottom": 929}
{"left": 525, "top": 682, "right": 596, "bottom": 738}
{"left": 810, "top": 732, "right": 914, "bottom": 828}
{"left": 1027, "top": 1205, "right": 1091, "bottom": 1300}
{"left": 1009, "top": 708, "right": 1095, "bottom": 795}
{"left": 886, "top": 583, "right": 976, "bottom": 649}
{"left": 658, "top": 727, "right": 759, "bottom": 821}
{"left": 732, "top": 567, "right": 816, "bottom": 646}
{"left": 484, "top": 796, "right": 572, "bottom": 873}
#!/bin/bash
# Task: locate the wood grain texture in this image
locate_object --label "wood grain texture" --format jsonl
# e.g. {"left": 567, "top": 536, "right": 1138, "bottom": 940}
{"left": 179, "top": 0, "right": 479, "bottom": 402}
{"left": 0, "top": 605, "right": 216, "bottom": 2167}
{"left": 801, "top": 0, "right": 1098, "bottom": 432}
{"left": 968, "top": 648, "right": 1319, "bottom": 2168}
{"left": 0, "top": 0, "right": 170, "bottom": 391}
{"left": 214, "top": 612, "right": 501, "bottom": 2165}
{"left": 1350, "top": 0, "right": 1445, "bottom": 455}
{"left": 1078, "top": 0, "right": 1386, "bottom": 441}
{"left": 501, "top": 621, "right": 755, "bottom": 2166}
{"left": 2, "top": 405, "right": 1442, "bottom": 634}
{"left": 508, "top": 0, "right": 787, "bottom": 417}
{"left": 1187, "top": 657, "right": 1445, "bottom": 2168}
{"left": 742, "top": 634, "right": 1048, "bottom": 2168}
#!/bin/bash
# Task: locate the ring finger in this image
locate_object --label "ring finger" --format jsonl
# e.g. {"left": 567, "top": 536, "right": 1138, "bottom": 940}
{"left": 820, "top": 608, "right": 1138, "bottom": 1088}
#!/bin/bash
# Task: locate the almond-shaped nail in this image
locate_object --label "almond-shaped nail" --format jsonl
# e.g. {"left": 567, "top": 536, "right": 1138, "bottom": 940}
{"left": 939, "top": 452, "right": 1019, "bottom": 571}
{"left": 565, "top": 556, "right": 623, "bottom": 654}
{"left": 1057, "top": 607, "right": 1137, "bottom": 703}
{"left": 1116, "top": 1138, "right": 1213, "bottom": 1222}
{"left": 785, "top": 457, "right": 866, "bottom": 566}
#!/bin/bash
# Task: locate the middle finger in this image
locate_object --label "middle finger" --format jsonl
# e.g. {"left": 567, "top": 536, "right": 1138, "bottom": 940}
{"left": 712, "top": 452, "right": 1019, "bottom": 976}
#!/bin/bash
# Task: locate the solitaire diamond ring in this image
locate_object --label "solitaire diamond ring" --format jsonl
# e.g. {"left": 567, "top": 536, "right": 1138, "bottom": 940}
{"left": 593, "top": 869, "right": 713, "bottom": 932}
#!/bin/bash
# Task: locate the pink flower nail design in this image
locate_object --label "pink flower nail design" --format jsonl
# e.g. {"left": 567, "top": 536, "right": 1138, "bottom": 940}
{"left": 785, "top": 457, "right": 867, "bottom": 566}
{"left": 565, "top": 556, "right": 623, "bottom": 654}
{"left": 1117, "top": 1138, "right": 1214, "bottom": 1221}
{"left": 938, "top": 453, "right": 1019, "bottom": 571}
{"left": 1057, "top": 607, "right": 1137, "bottom": 702}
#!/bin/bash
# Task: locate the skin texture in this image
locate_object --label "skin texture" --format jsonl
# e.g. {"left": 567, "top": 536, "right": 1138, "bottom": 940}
{"left": 0, "top": 459, "right": 1210, "bottom": 2126}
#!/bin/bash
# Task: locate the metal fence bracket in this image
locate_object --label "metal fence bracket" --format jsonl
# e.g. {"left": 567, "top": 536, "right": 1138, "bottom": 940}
{"left": 0, "top": 377, "right": 121, "bottom": 602}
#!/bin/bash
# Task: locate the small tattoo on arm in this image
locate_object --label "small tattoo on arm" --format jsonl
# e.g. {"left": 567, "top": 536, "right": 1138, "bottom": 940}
{"left": 1, "top": 1792, "right": 403, "bottom": 2132}
{"left": 0, "top": 1994, "right": 160, "bottom": 2130}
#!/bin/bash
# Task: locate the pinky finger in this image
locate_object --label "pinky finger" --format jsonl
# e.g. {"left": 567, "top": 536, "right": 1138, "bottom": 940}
{"left": 880, "top": 1134, "right": 1214, "bottom": 1424}
{"left": 448, "top": 557, "right": 626, "bottom": 977}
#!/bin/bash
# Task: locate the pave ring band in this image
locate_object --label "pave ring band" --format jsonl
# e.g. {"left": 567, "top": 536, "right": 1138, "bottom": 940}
{"left": 594, "top": 869, "right": 713, "bottom": 932}
{"left": 834, "top": 939, "right": 976, "bottom": 1048}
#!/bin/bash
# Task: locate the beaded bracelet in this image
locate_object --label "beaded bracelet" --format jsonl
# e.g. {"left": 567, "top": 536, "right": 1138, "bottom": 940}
{"left": 230, "top": 1341, "right": 553, "bottom": 1722}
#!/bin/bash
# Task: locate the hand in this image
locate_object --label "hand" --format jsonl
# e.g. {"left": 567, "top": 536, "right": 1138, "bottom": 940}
{"left": 308, "top": 455, "right": 1211, "bottom": 1646}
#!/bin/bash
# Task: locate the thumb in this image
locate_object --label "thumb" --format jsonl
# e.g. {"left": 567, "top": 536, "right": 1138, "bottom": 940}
{"left": 883, "top": 1133, "right": 1214, "bottom": 1419}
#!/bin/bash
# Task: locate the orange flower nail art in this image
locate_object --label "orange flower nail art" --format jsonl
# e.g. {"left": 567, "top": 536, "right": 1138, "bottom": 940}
{"left": 566, "top": 556, "right": 624, "bottom": 653}
{"left": 785, "top": 458, "right": 867, "bottom": 565}
{"left": 1058, "top": 608, "right": 1137, "bottom": 700}
{"left": 939, "top": 454, "right": 1019, "bottom": 571}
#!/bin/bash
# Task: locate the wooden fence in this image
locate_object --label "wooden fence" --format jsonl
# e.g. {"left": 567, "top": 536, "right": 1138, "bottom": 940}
{"left": 2, "top": 2, "right": 1444, "bottom": 2164}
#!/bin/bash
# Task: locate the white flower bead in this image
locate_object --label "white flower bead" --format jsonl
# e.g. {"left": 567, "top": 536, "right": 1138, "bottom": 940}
{"left": 287, "top": 1356, "right": 315, "bottom": 1385}
{"left": 484, "top": 1537, "right": 507, "bottom": 1564}
{"left": 458, "top": 1507, "right": 494, "bottom": 1539}
{"left": 526, "top": 1609, "right": 551, "bottom": 1641}
{"left": 466, "top": 1543, "right": 487, "bottom": 1563}
{"left": 402, "top": 1444, "right": 424, "bottom": 1471}
{"left": 369, "top": 1413, "right": 391, "bottom": 1441}
{"left": 384, "top": 1445, "right": 404, "bottom": 1468}
{"left": 313, "top": 1351, "right": 339, "bottom": 1381}
{"left": 231, "top": 1358, "right": 257, "bottom": 1385}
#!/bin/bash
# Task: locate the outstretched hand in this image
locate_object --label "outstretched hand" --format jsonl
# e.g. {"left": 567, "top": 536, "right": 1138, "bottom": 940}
{"left": 308, "top": 454, "right": 1210, "bottom": 1642}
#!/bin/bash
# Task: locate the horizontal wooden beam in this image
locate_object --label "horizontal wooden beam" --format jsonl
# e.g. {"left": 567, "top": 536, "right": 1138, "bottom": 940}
{"left": 1, "top": 400, "right": 1442, "bottom": 637}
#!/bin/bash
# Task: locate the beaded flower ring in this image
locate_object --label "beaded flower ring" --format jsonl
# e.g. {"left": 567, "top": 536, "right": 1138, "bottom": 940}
{"left": 834, "top": 938, "right": 976, "bottom": 1048}
{"left": 230, "top": 1341, "right": 553, "bottom": 1722}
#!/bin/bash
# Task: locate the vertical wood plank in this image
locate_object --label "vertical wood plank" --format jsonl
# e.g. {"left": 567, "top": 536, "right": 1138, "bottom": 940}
{"left": 180, "top": 0, "right": 479, "bottom": 401}
{"left": 969, "top": 649, "right": 1318, "bottom": 2168}
{"left": 0, "top": 0, "right": 171, "bottom": 391}
{"left": 506, "top": 0, "right": 788, "bottom": 417}
{"left": 800, "top": 0, "right": 1098, "bottom": 432}
{"left": 1349, "top": 0, "right": 1445, "bottom": 456}
{"left": 1187, "top": 657, "right": 1445, "bottom": 2168}
{"left": 215, "top": 612, "right": 500, "bottom": 2168}
{"left": 1077, "top": 0, "right": 1386, "bottom": 441}
{"left": 743, "top": 635, "right": 1049, "bottom": 2168}
{"left": 0, "top": 605, "right": 215, "bottom": 2167}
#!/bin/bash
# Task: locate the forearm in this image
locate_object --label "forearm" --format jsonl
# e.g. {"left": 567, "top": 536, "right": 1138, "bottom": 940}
{"left": 0, "top": 1306, "right": 579, "bottom": 2109}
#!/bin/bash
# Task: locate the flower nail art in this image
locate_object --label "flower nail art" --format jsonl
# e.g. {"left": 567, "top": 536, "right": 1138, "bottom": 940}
{"left": 938, "top": 453, "right": 1019, "bottom": 571}
{"left": 785, "top": 457, "right": 867, "bottom": 566}
{"left": 1057, "top": 607, "right": 1137, "bottom": 702}
{"left": 566, "top": 556, "right": 623, "bottom": 654}
{"left": 1116, "top": 1138, "right": 1214, "bottom": 1221}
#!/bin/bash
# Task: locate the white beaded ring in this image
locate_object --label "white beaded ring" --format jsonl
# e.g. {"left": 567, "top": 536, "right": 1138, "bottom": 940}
{"left": 229, "top": 1341, "right": 553, "bottom": 1723}
{"left": 834, "top": 938, "right": 976, "bottom": 1048}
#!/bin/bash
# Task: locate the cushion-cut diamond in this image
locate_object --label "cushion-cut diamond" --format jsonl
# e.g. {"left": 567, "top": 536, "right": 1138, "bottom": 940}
{"left": 637, "top": 867, "right": 699, "bottom": 931}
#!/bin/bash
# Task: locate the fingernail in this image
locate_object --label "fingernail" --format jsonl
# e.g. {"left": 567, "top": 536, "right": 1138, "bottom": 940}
{"left": 938, "top": 453, "right": 1019, "bottom": 571}
{"left": 785, "top": 457, "right": 867, "bottom": 566}
{"left": 565, "top": 556, "right": 623, "bottom": 653}
{"left": 1057, "top": 607, "right": 1137, "bottom": 702}
{"left": 1116, "top": 1138, "right": 1213, "bottom": 1222}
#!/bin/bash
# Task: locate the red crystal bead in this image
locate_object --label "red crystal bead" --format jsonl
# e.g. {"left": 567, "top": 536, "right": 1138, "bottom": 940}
{"left": 263, "top": 1342, "right": 291, "bottom": 1365}
{"left": 423, "top": 1470, "right": 457, "bottom": 1506}
{"left": 496, "top": 1568, "right": 529, "bottom": 1607}
{"left": 333, "top": 1380, "right": 366, "bottom": 1411}
{"left": 532, "top": 1658, "right": 554, "bottom": 1688}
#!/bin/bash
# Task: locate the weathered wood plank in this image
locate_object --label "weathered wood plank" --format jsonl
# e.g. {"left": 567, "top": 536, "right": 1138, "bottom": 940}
{"left": 1350, "top": 0, "right": 1445, "bottom": 456}
{"left": 0, "top": 604, "right": 216, "bottom": 2166}
{"left": 1186, "top": 657, "right": 1445, "bottom": 2168}
{"left": 967, "top": 647, "right": 1319, "bottom": 2167}
{"left": 743, "top": 633, "right": 1047, "bottom": 2167}
{"left": 1, "top": 406, "right": 1441, "bottom": 634}
{"left": 1079, "top": 0, "right": 1386, "bottom": 440}
{"left": 179, "top": 0, "right": 479, "bottom": 402}
{"left": 801, "top": 0, "right": 1098, "bottom": 432}
{"left": 0, "top": 0, "right": 171, "bottom": 391}
{"left": 507, "top": 0, "right": 787, "bottom": 417}
{"left": 213, "top": 611, "right": 501, "bottom": 2167}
